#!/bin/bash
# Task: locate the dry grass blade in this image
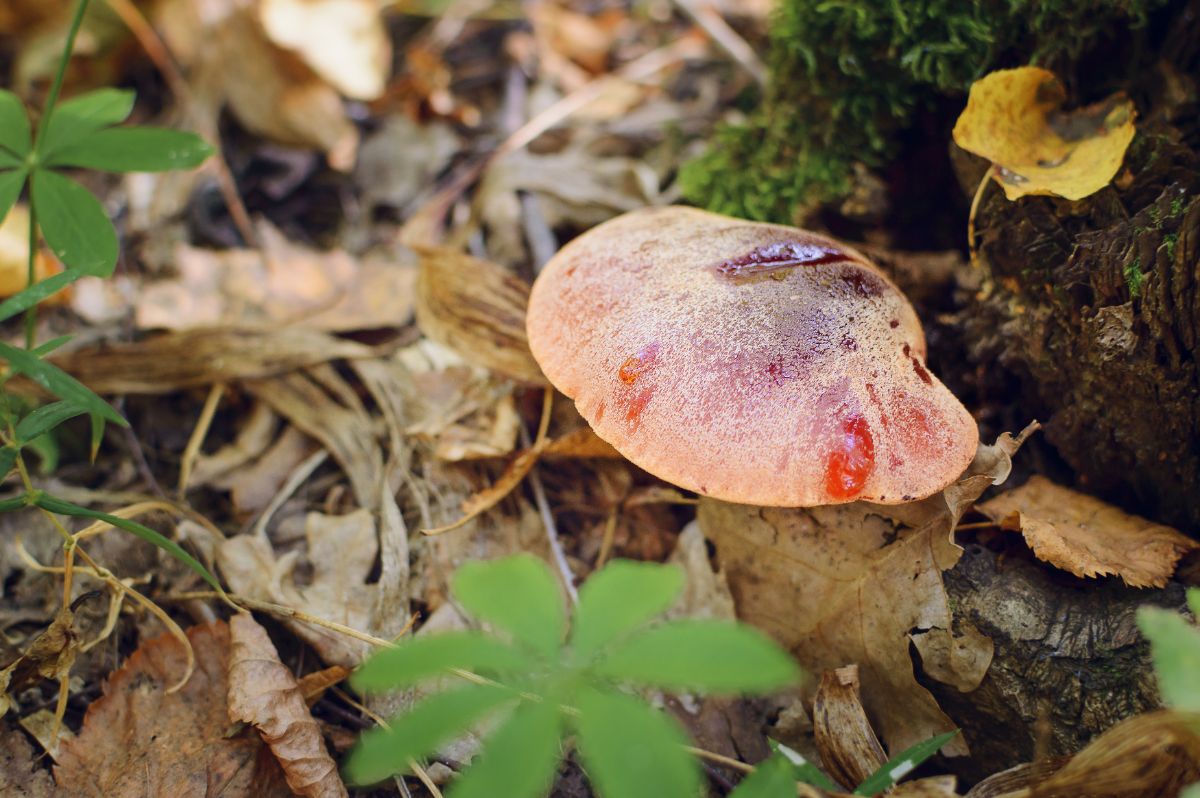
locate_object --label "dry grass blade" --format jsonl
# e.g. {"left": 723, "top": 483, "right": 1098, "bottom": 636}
{"left": 46, "top": 328, "right": 375, "bottom": 395}
{"left": 415, "top": 244, "right": 547, "bottom": 384}
{"left": 813, "top": 665, "right": 888, "bottom": 790}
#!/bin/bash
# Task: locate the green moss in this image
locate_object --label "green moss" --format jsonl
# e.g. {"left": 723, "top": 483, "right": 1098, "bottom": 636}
{"left": 681, "top": 0, "right": 1170, "bottom": 223}
{"left": 1124, "top": 257, "right": 1145, "bottom": 298}
{"left": 1163, "top": 232, "right": 1179, "bottom": 262}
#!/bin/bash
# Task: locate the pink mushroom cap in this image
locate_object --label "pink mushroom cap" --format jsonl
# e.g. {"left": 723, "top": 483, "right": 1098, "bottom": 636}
{"left": 526, "top": 207, "right": 979, "bottom": 506}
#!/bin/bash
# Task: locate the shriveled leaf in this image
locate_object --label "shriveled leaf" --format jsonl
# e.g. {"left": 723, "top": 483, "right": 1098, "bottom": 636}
{"left": 1138, "top": 599, "right": 1200, "bottom": 713}
{"left": 452, "top": 554, "right": 566, "bottom": 658}
{"left": 415, "top": 244, "right": 546, "bottom": 384}
{"left": 0, "top": 341, "right": 124, "bottom": 424}
{"left": 259, "top": 0, "right": 391, "bottom": 100}
{"left": 0, "top": 169, "right": 25, "bottom": 226}
{"left": 593, "top": 620, "right": 800, "bottom": 693}
{"left": 352, "top": 632, "right": 535, "bottom": 692}
{"left": 46, "top": 127, "right": 213, "bottom": 172}
{"left": 0, "top": 90, "right": 31, "bottom": 157}
{"left": 813, "top": 666, "right": 887, "bottom": 789}
{"left": 574, "top": 686, "right": 701, "bottom": 798}
{"left": 978, "top": 476, "right": 1198, "bottom": 588}
{"left": 228, "top": 614, "right": 347, "bottom": 798}
{"left": 55, "top": 623, "right": 294, "bottom": 797}
{"left": 448, "top": 697, "right": 562, "bottom": 798}
{"left": 570, "top": 560, "right": 684, "bottom": 661}
{"left": 854, "top": 730, "right": 958, "bottom": 796}
{"left": 952, "top": 66, "right": 1136, "bottom": 200}
{"left": 30, "top": 169, "right": 118, "bottom": 276}
{"left": 728, "top": 755, "right": 797, "bottom": 798}
{"left": 0, "top": 722, "right": 57, "bottom": 797}
{"left": 39, "top": 88, "right": 135, "bottom": 158}
{"left": 344, "top": 684, "right": 514, "bottom": 785}
{"left": 0, "top": 606, "right": 79, "bottom": 719}
{"left": 422, "top": 440, "right": 547, "bottom": 535}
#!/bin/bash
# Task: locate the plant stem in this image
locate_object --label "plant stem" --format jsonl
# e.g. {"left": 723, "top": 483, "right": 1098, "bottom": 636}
{"left": 25, "top": 0, "right": 92, "bottom": 349}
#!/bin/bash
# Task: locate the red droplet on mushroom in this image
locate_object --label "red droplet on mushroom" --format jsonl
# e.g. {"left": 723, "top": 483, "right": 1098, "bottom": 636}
{"left": 525, "top": 206, "right": 979, "bottom": 506}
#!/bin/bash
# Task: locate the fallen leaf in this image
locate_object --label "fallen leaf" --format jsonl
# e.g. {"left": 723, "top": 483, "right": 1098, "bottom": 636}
{"left": 54, "top": 622, "right": 292, "bottom": 798}
{"left": 666, "top": 521, "right": 736, "bottom": 621}
{"left": 258, "top": 0, "right": 390, "bottom": 101}
{"left": 215, "top": 426, "right": 321, "bottom": 516}
{"left": 813, "top": 665, "right": 887, "bottom": 789}
{"left": 0, "top": 723, "right": 56, "bottom": 797}
{"left": 228, "top": 614, "right": 347, "bottom": 798}
{"left": 188, "top": 402, "right": 281, "bottom": 489}
{"left": 156, "top": 0, "right": 358, "bottom": 168}
{"left": 296, "top": 665, "right": 351, "bottom": 705}
{"left": 423, "top": 441, "right": 549, "bottom": 535}
{"left": 952, "top": 66, "right": 1136, "bottom": 200}
{"left": 415, "top": 244, "right": 547, "bottom": 384}
{"left": 245, "top": 366, "right": 384, "bottom": 507}
{"left": 542, "top": 426, "right": 622, "bottom": 459}
{"left": 910, "top": 624, "right": 994, "bottom": 693}
{"left": 0, "top": 606, "right": 80, "bottom": 721}
{"left": 977, "top": 476, "right": 1198, "bottom": 588}
{"left": 889, "top": 776, "right": 960, "bottom": 797}
{"left": 699, "top": 430, "right": 1031, "bottom": 758}
{"left": 137, "top": 222, "right": 416, "bottom": 333}
{"left": 218, "top": 510, "right": 378, "bottom": 667}
{"left": 47, "top": 327, "right": 375, "bottom": 395}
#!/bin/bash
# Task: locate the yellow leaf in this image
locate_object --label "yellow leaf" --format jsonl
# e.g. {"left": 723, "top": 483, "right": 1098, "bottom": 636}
{"left": 952, "top": 66, "right": 1136, "bottom": 201}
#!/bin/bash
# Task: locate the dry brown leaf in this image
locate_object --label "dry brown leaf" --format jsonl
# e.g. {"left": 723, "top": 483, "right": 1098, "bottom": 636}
{"left": 699, "top": 430, "right": 1031, "bottom": 757}
{"left": 977, "top": 476, "right": 1198, "bottom": 588}
{"left": 137, "top": 223, "right": 415, "bottom": 332}
{"left": 54, "top": 622, "right": 292, "bottom": 798}
{"left": 246, "top": 366, "right": 383, "bottom": 507}
{"left": 47, "top": 327, "right": 374, "bottom": 395}
{"left": 0, "top": 723, "right": 56, "bottom": 797}
{"left": 0, "top": 607, "right": 79, "bottom": 720}
{"left": 423, "top": 441, "right": 550, "bottom": 535}
{"left": 259, "top": 0, "right": 390, "bottom": 101}
{"left": 216, "top": 426, "right": 321, "bottom": 516}
{"left": 189, "top": 402, "right": 280, "bottom": 489}
{"left": 218, "top": 510, "right": 378, "bottom": 667}
{"left": 542, "top": 426, "right": 623, "bottom": 459}
{"left": 889, "top": 776, "right": 960, "bottom": 797}
{"left": 910, "top": 624, "right": 994, "bottom": 693}
{"left": 952, "top": 66, "right": 1136, "bottom": 200}
{"left": 415, "top": 244, "right": 546, "bottom": 384}
{"left": 813, "top": 666, "right": 887, "bottom": 789}
{"left": 227, "top": 614, "right": 347, "bottom": 798}
{"left": 297, "top": 665, "right": 351, "bottom": 705}
{"left": 964, "top": 710, "right": 1200, "bottom": 798}
{"left": 156, "top": 0, "right": 358, "bottom": 168}
{"left": 666, "top": 522, "right": 736, "bottom": 621}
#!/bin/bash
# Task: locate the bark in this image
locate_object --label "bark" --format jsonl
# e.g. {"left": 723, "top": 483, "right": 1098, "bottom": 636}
{"left": 924, "top": 543, "right": 1189, "bottom": 783}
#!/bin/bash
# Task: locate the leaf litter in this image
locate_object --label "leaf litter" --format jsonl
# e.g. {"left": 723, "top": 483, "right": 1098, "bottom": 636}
{"left": 0, "top": 3, "right": 1194, "bottom": 798}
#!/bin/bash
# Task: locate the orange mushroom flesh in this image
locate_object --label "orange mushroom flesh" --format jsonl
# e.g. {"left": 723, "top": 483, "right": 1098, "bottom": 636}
{"left": 526, "top": 207, "right": 979, "bottom": 507}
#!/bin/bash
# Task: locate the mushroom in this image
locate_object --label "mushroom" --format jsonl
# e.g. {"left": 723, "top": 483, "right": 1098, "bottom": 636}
{"left": 525, "top": 206, "right": 978, "bottom": 506}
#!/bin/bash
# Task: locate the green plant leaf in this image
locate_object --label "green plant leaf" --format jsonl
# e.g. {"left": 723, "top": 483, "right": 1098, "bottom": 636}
{"left": 0, "top": 270, "right": 82, "bottom": 324}
{"left": 453, "top": 554, "right": 566, "bottom": 658}
{"left": 15, "top": 400, "right": 85, "bottom": 444}
{"left": 0, "top": 496, "right": 27, "bottom": 512}
{"left": 0, "top": 168, "right": 26, "bottom": 226}
{"left": 573, "top": 686, "right": 701, "bottom": 798}
{"left": 353, "top": 631, "right": 537, "bottom": 692}
{"left": 345, "top": 683, "right": 515, "bottom": 785}
{"left": 31, "top": 335, "right": 73, "bottom": 357}
{"left": 33, "top": 494, "right": 220, "bottom": 591}
{"left": 1181, "top": 782, "right": 1200, "bottom": 798}
{"left": 768, "top": 740, "right": 838, "bottom": 791}
{"left": 30, "top": 170, "right": 118, "bottom": 276}
{"left": 853, "top": 730, "right": 958, "bottom": 796}
{"left": 0, "top": 150, "right": 21, "bottom": 169}
{"left": 46, "top": 127, "right": 213, "bottom": 173}
{"left": 728, "top": 755, "right": 797, "bottom": 798}
{"left": 0, "top": 446, "right": 17, "bottom": 478}
{"left": 1188, "top": 587, "right": 1199, "bottom": 620}
{"left": 570, "top": 560, "right": 683, "bottom": 661}
{"left": 0, "top": 90, "right": 31, "bottom": 157}
{"left": 1138, "top": 604, "right": 1200, "bottom": 712}
{"left": 448, "top": 696, "right": 562, "bottom": 798}
{"left": 593, "top": 620, "right": 801, "bottom": 693}
{"left": 25, "top": 431, "right": 60, "bottom": 474}
{"left": 39, "top": 88, "right": 135, "bottom": 158}
{"left": 0, "top": 341, "right": 123, "bottom": 425}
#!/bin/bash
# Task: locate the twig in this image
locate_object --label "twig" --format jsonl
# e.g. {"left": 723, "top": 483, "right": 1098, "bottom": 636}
{"left": 968, "top": 165, "right": 995, "bottom": 267}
